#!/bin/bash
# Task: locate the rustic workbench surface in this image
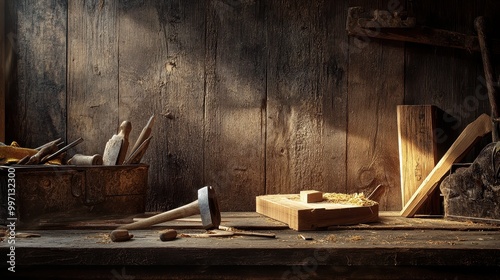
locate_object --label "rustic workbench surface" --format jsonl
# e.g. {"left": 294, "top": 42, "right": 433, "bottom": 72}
{"left": 1, "top": 212, "right": 500, "bottom": 279}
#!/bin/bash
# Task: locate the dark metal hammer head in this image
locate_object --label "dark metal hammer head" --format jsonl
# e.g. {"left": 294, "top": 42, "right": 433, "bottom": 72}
{"left": 198, "top": 186, "right": 221, "bottom": 229}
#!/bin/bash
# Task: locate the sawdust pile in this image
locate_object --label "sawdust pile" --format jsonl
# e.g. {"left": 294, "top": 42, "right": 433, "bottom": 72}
{"left": 322, "top": 192, "right": 377, "bottom": 206}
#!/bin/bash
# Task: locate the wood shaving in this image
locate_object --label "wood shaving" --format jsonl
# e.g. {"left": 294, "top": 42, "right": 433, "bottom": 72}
{"left": 325, "top": 234, "right": 337, "bottom": 242}
{"left": 85, "top": 233, "right": 112, "bottom": 244}
{"left": 288, "top": 192, "right": 377, "bottom": 206}
{"left": 322, "top": 192, "right": 377, "bottom": 206}
{"left": 348, "top": 235, "right": 363, "bottom": 241}
{"left": 16, "top": 232, "right": 41, "bottom": 238}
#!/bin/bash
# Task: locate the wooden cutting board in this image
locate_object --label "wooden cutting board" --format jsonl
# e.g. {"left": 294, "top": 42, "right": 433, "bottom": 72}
{"left": 256, "top": 194, "right": 379, "bottom": 231}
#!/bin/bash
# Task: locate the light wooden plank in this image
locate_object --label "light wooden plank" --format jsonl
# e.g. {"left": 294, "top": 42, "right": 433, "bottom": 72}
{"left": 6, "top": 0, "right": 67, "bottom": 147}
{"left": 4, "top": 227, "right": 500, "bottom": 268}
{"left": 300, "top": 190, "right": 323, "bottom": 203}
{"left": 401, "top": 113, "right": 492, "bottom": 217}
{"left": 256, "top": 194, "right": 379, "bottom": 230}
{"left": 118, "top": 1, "right": 206, "bottom": 211}
{"left": 266, "top": 0, "right": 348, "bottom": 196}
{"left": 346, "top": 0, "right": 405, "bottom": 211}
{"left": 204, "top": 0, "right": 266, "bottom": 211}
{"left": 67, "top": 0, "right": 118, "bottom": 157}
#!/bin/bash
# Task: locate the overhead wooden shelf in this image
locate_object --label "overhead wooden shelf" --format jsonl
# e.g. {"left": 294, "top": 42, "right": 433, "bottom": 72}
{"left": 347, "top": 7, "right": 500, "bottom": 55}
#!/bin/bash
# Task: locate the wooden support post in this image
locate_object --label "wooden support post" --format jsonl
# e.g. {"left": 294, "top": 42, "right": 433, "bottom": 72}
{"left": 0, "top": 0, "right": 5, "bottom": 142}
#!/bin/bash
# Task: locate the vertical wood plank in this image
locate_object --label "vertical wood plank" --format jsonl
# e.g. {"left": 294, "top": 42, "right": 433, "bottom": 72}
{"left": 204, "top": 0, "right": 266, "bottom": 211}
{"left": 397, "top": 106, "right": 437, "bottom": 207}
{"left": 266, "top": 0, "right": 348, "bottom": 196}
{"left": 67, "top": 0, "right": 119, "bottom": 157}
{"left": 0, "top": 0, "right": 5, "bottom": 142}
{"left": 5, "top": 0, "right": 67, "bottom": 147}
{"left": 346, "top": 0, "right": 405, "bottom": 210}
{"left": 397, "top": 105, "right": 442, "bottom": 214}
{"left": 119, "top": 0, "right": 206, "bottom": 210}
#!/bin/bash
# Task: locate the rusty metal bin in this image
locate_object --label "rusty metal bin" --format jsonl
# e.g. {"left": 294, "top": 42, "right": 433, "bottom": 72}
{"left": 0, "top": 164, "right": 148, "bottom": 228}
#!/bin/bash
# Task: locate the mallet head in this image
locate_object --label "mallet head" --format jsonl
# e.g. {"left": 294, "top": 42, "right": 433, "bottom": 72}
{"left": 198, "top": 186, "right": 221, "bottom": 229}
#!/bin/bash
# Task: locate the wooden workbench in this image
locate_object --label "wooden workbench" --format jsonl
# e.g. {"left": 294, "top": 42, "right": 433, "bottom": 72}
{"left": 1, "top": 212, "right": 500, "bottom": 279}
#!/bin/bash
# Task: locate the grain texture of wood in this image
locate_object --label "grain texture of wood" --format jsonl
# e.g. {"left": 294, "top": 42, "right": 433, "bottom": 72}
{"left": 204, "top": 0, "right": 266, "bottom": 211}
{"left": 266, "top": 0, "right": 348, "bottom": 196}
{"left": 0, "top": 0, "right": 5, "bottom": 143}
{"left": 346, "top": 0, "right": 404, "bottom": 211}
{"left": 5, "top": 266, "right": 500, "bottom": 280}
{"left": 401, "top": 113, "right": 492, "bottom": 217}
{"left": 397, "top": 105, "right": 441, "bottom": 214}
{"left": 256, "top": 194, "right": 379, "bottom": 230}
{"left": 5, "top": 0, "right": 500, "bottom": 213}
{"left": 67, "top": 0, "right": 119, "bottom": 158}
{"left": 3, "top": 225, "right": 500, "bottom": 267}
{"left": 300, "top": 190, "right": 323, "bottom": 203}
{"left": 347, "top": 16, "right": 500, "bottom": 55}
{"left": 118, "top": 1, "right": 206, "bottom": 210}
{"left": 5, "top": 0, "right": 67, "bottom": 147}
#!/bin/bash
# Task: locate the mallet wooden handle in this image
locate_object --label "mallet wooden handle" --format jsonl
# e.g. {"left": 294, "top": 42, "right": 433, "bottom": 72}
{"left": 118, "top": 200, "right": 200, "bottom": 230}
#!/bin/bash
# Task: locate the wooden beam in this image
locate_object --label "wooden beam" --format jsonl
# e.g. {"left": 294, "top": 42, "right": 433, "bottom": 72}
{"left": 400, "top": 114, "right": 492, "bottom": 217}
{"left": 347, "top": 7, "right": 500, "bottom": 55}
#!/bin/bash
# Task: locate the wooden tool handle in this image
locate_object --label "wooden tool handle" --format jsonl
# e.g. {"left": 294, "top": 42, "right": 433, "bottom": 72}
{"left": 40, "top": 137, "right": 83, "bottom": 164}
{"left": 475, "top": 16, "right": 499, "bottom": 141}
{"left": 123, "top": 136, "right": 152, "bottom": 164}
{"left": 118, "top": 200, "right": 200, "bottom": 230}
{"left": 117, "top": 120, "right": 131, "bottom": 135}
{"left": 26, "top": 142, "right": 58, "bottom": 164}
{"left": 35, "top": 138, "right": 63, "bottom": 150}
{"left": 233, "top": 231, "right": 276, "bottom": 238}
{"left": 117, "top": 121, "right": 131, "bottom": 165}
{"left": 130, "top": 115, "right": 155, "bottom": 156}
{"left": 218, "top": 225, "right": 276, "bottom": 238}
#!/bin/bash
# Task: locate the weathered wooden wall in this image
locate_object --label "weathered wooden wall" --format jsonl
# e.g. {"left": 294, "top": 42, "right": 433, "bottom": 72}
{"left": 0, "top": 0, "right": 7, "bottom": 142}
{"left": 4, "top": 0, "right": 500, "bottom": 212}
{"left": 1, "top": 0, "right": 6, "bottom": 142}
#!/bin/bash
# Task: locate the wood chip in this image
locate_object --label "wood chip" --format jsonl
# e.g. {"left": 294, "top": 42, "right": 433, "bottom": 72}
{"left": 16, "top": 232, "right": 41, "bottom": 238}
